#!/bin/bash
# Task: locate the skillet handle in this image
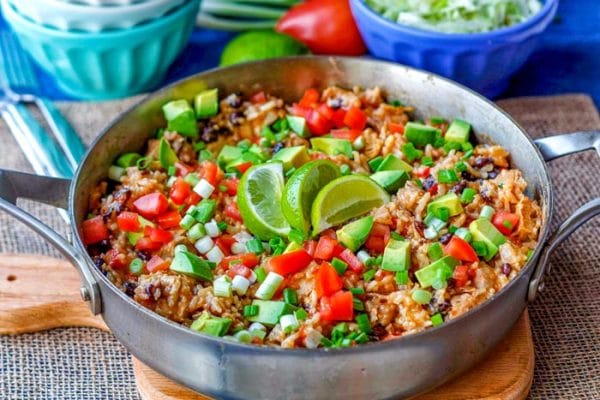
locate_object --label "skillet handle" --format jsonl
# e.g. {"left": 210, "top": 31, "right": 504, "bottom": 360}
{"left": 528, "top": 131, "right": 600, "bottom": 302}
{"left": 0, "top": 169, "right": 101, "bottom": 314}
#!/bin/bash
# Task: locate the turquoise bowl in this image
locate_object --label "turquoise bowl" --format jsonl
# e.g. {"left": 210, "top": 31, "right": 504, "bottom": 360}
{"left": 2, "top": 0, "right": 201, "bottom": 100}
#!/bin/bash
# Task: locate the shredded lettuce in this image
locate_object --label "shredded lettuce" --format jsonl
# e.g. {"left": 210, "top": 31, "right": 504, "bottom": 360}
{"left": 364, "top": 0, "right": 543, "bottom": 33}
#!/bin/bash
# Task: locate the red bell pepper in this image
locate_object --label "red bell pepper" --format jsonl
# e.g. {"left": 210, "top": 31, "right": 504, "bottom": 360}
{"left": 107, "top": 249, "right": 127, "bottom": 270}
{"left": 427, "top": 183, "right": 439, "bottom": 196}
{"left": 222, "top": 177, "right": 239, "bottom": 196}
{"left": 224, "top": 203, "right": 242, "bottom": 222}
{"left": 415, "top": 167, "right": 431, "bottom": 178}
{"left": 215, "top": 234, "right": 236, "bottom": 256}
{"left": 199, "top": 161, "right": 220, "bottom": 188}
{"left": 314, "top": 236, "right": 338, "bottom": 260}
{"left": 146, "top": 255, "right": 169, "bottom": 273}
{"left": 251, "top": 91, "right": 267, "bottom": 104}
{"left": 135, "top": 237, "right": 163, "bottom": 252}
{"left": 82, "top": 216, "right": 109, "bottom": 245}
{"left": 315, "top": 262, "right": 343, "bottom": 298}
{"left": 331, "top": 129, "right": 362, "bottom": 142}
{"left": 317, "top": 103, "right": 335, "bottom": 120}
{"left": 133, "top": 193, "right": 169, "bottom": 219}
{"left": 338, "top": 248, "right": 364, "bottom": 273}
{"left": 444, "top": 236, "right": 478, "bottom": 263}
{"left": 303, "top": 239, "right": 317, "bottom": 257}
{"left": 185, "top": 192, "right": 201, "bottom": 207}
{"left": 169, "top": 179, "right": 191, "bottom": 206}
{"left": 222, "top": 253, "right": 259, "bottom": 270}
{"left": 492, "top": 211, "right": 520, "bottom": 236}
{"left": 226, "top": 263, "right": 253, "bottom": 279}
{"left": 276, "top": 0, "right": 366, "bottom": 56}
{"left": 343, "top": 107, "right": 367, "bottom": 131}
{"left": 364, "top": 223, "right": 390, "bottom": 254}
{"left": 174, "top": 162, "right": 193, "bottom": 177}
{"left": 306, "top": 108, "right": 333, "bottom": 136}
{"left": 331, "top": 108, "right": 347, "bottom": 128}
{"left": 144, "top": 226, "right": 173, "bottom": 244}
{"left": 156, "top": 210, "right": 182, "bottom": 230}
{"left": 320, "top": 290, "right": 353, "bottom": 321}
{"left": 452, "top": 265, "right": 469, "bottom": 288}
{"left": 388, "top": 123, "right": 405, "bottom": 134}
{"left": 117, "top": 211, "right": 140, "bottom": 232}
{"left": 299, "top": 88, "right": 320, "bottom": 108}
{"left": 269, "top": 249, "right": 312, "bottom": 276}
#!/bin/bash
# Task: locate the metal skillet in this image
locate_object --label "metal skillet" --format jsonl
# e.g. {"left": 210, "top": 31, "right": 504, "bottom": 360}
{"left": 0, "top": 57, "right": 599, "bottom": 400}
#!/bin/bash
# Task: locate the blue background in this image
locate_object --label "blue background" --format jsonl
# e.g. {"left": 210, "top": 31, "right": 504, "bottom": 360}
{"left": 2, "top": 0, "right": 599, "bottom": 105}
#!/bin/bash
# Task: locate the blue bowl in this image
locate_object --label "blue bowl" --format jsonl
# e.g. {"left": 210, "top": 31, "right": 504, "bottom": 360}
{"left": 350, "top": 0, "right": 558, "bottom": 98}
{"left": 2, "top": 0, "right": 201, "bottom": 100}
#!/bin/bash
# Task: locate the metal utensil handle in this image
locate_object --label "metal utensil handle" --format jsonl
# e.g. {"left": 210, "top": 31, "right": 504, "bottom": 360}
{"left": 0, "top": 169, "right": 101, "bottom": 314}
{"left": 37, "top": 98, "right": 86, "bottom": 171}
{"left": 528, "top": 131, "right": 600, "bottom": 301}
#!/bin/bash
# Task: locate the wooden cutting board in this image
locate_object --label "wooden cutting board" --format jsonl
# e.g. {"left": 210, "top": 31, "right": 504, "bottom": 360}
{"left": 0, "top": 254, "right": 534, "bottom": 400}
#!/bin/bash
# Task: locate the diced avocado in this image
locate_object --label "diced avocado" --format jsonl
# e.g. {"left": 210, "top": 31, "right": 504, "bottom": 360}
{"left": 287, "top": 115, "right": 308, "bottom": 137}
{"left": 162, "top": 100, "right": 198, "bottom": 138}
{"left": 445, "top": 119, "right": 471, "bottom": 143}
{"left": 194, "top": 88, "right": 219, "bottom": 119}
{"left": 370, "top": 170, "right": 409, "bottom": 193}
{"left": 190, "top": 312, "right": 231, "bottom": 337}
{"left": 248, "top": 300, "right": 295, "bottom": 327}
{"left": 217, "top": 145, "right": 243, "bottom": 169}
{"left": 469, "top": 218, "right": 506, "bottom": 261}
{"left": 415, "top": 256, "right": 459, "bottom": 288}
{"left": 170, "top": 251, "right": 214, "bottom": 281}
{"left": 247, "top": 144, "right": 269, "bottom": 161}
{"left": 127, "top": 232, "right": 143, "bottom": 246}
{"left": 404, "top": 122, "right": 440, "bottom": 147}
{"left": 376, "top": 154, "right": 413, "bottom": 173}
{"left": 116, "top": 152, "right": 142, "bottom": 168}
{"left": 310, "top": 138, "right": 353, "bottom": 158}
{"left": 381, "top": 239, "right": 411, "bottom": 272}
{"left": 158, "top": 138, "right": 178, "bottom": 169}
{"left": 427, "top": 193, "right": 464, "bottom": 217}
{"left": 336, "top": 216, "right": 374, "bottom": 252}
{"left": 271, "top": 146, "right": 310, "bottom": 171}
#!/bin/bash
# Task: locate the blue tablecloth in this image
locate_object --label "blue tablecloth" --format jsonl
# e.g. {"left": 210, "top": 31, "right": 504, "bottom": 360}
{"left": 2, "top": 0, "right": 599, "bottom": 105}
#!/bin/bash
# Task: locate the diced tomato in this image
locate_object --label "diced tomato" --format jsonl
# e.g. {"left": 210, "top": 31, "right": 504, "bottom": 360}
{"left": 222, "top": 178, "right": 239, "bottom": 196}
{"left": 199, "top": 161, "right": 219, "bottom": 188}
{"left": 315, "top": 262, "right": 343, "bottom": 298}
{"left": 222, "top": 253, "right": 260, "bottom": 270}
{"left": 269, "top": 249, "right": 312, "bottom": 276}
{"left": 321, "top": 229, "right": 337, "bottom": 239}
{"left": 306, "top": 108, "right": 333, "bottom": 136}
{"left": 452, "top": 265, "right": 469, "bottom": 288}
{"left": 343, "top": 107, "right": 367, "bottom": 131}
{"left": 492, "top": 211, "right": 520, "bottom": 236}
{"left": 299, "top": 88, "right": 320, "bottom": 108}
{"left": 332, "top": 244, "right": 345, "bottom": 258}
{"left": 292, "top": 103, "right": 311, "bottom": 118}
{"left": 320, "top": 291, "right": 353, "bottom": 321}
{"left": 388, "top": 123, "right": 405, "bottom": 134}
{"left": 365, "top": 235, "right": 385, "bottom": 254}
{"left": 185, "top": 192, "right": 201, "bottom": 207}
{"left": 338, "top": 248, "right": 364, "bottom": 273}
{"left": 235, "top": 162, "right": 253, "bottom": 174}
{"left": 331, "top": 129, "right": 362, "bottom": 142}
{"left": 226, "top": 263, "right": 253, "bottom": 279}
{"left": 303, "top": 240, "right": 317, "bottom": 257}
{"left": 224, "top": 203, "right": 242, "bottom": 222}
{"left": 415, "top": 167, "right": 431, "bottom": 178}
{"left": 169, "top": 179, "right": 191, "bottom": 206}
{"left": 314, "top": 236, "right": 339, "bottom": 260}
{"left": 331, "top": 108, "right": 347, "bottom": 128}
{"left": 468, "top": 265, "right": 478, "bottom": 279}
{"left": 107, "top": 249, "right": 127, "bottom": 270}
{"left": 317, "top": 103, "right": 335, "bottom": 120}
{"left": 174, "top": 162, "right": 193, "bottom": 177}
{"left": 371, "top": 222, "right": 391, "bottom": 239}
{"left": 444, "top": 236, "right": 478, "bottom": 263}
{"left": 117, "top": 211, "right": 140, "bottom": 232}
{"left": 144, "top": 226, "right": 173, "bottom": 244}
{"left": 215, "top": 234, "right": 236, "bottom": 256}
{"left": 135, "top": 237, "right": 162, "bottom": 252}
{"left": 427, "top": 183, "right": 438, "bottom": 196}
{"left": 82, "top": 216, "right": 109, "bottom": 245}
{"left": 251, "top": 91, "right": 267, "bottom": 104}
{"left": 133, "top": 193, "right": 169, "bottom": 219}
{"left": 156, "top": 210, "right": 182, "bottom": 230}
{"left": 146, "top": 255, "right": 169, "bottom": 273}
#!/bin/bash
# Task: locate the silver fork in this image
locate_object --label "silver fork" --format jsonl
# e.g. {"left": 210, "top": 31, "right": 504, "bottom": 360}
{"left": 0, "top": 32, "right": 86, "bottom": 171}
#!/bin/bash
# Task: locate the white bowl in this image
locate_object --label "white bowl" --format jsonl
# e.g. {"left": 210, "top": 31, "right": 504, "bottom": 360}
{"left": 8, "top": 0, "right": 186, "bottom": 32}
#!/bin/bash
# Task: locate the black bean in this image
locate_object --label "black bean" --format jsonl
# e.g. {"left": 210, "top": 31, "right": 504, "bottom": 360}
{"left": 144, "top": 284, "right": 155, "bottom": 298}
{"left": 228, "top": 111, "right": 245, "bottom": 126}
{"left": 487, "top": 169, "right": 499, "bottom": 179}
{"left": 328, "top": 98, "right": 343, "bottom": 109}
{"left": 422, "top": 176, "right": 437, "bottom": 191}
{"left": 480, "top": 190, "right": 493, "bottom": 203}
{"left": 137, "top": 251, "right": 152, "bottom": 261}
{"left": 93, "top": 256, "right": 104, "bottom": 269}
{"left": 88, "top": 240, "right": 111, "bottom": 255}
{"left": 450, "top": 180, "right": 467, "bottom": 194}
{"left": 461, "top": 171, "right": 478, "bottom": 182}
{"left": 371, "top": 325, "right": 388, "bottom": 339}
{"left": 474, "top": 157, "right": 493, "bottom": 168}
{"left": 272, "top": 142, "right": 285, "bottom": 153}
{"left": 439, "top": 233, "right": 453, "bottom": 245}
{"left": 124, "top": 281, "right": 137, "bottom": 297}
{"left": 502, "top": 263, "right": 511, "bottom": 276}
{"left": 200, "top": 126, "right": 219, "bottom": 143}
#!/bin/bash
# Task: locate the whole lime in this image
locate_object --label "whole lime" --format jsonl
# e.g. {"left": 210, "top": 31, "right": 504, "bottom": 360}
{"left": 220, "top": 30, "right": 308, "bottom": 67}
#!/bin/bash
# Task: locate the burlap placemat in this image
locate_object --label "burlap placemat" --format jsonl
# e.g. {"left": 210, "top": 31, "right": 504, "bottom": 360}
{"left": 0, "top": 95, "right": 598, "bottom": 399}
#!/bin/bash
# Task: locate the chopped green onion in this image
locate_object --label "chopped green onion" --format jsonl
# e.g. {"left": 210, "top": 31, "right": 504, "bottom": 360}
{"left": 166, "top": 176, "right": 177, "bottom": 188}
{"left": 237, "top": 139, "right": 252, "bottom": 150}
{"left": 461, "top": 149, "right": 474, "bottom": 160}
{"left": 245, "top": 238, "right": 264, "bottom": 255}
{"left": 244, "top": 305, "right": 259, "bottom": 317}
{"left": 136, "top": 157, "right": 152, "bottom": 170}
{"left": 184, "top": 173, "right": 200, "bottom": 187}
{"left": 108, "top": 165, "right": 125, "bottom": 181}
{"left": 167, "top": 165, "right": 177, "bottom": 176}
{"left": 218, "top": 184, "right": 228, "bottom": 193}
{"left": 353, "top": 136, "right": 365, "bottom": 151}
{"left": 395, "top": 270, "right": 409, "bottom": 285}
{"left": 217, "top": 221, "right": 228, "bottom": 232}
{"left": 455, "top": 161, "right": 468, "bottom": 172}
{"left": 350, "top": 287, "right": 365, "bottom": 295}
{"left": 424, "top": 227, "right": 439, "bottom": 240}
{"left": 414, "top": 178, "right": 423, "bottom": 188}
{"left": 129, "top": 258, "right": 144, "bottom": 275}
{"left": 193, "top": 142, "right": 206, "bottom": 151}
{"left": 283, "top": 288, "right": 298, "bottom": 305}
{"left": 255, "top": 267, "right": 267, "bottom": 283}
{"left": 401, "top": 142, "right": 423, "bottom": 162}
{"left": 431, "top": 313, "right": 444, "bottom": 327}
{"left": 232, "top": 275, "right": 251, "bottom": 295}
{"left": 412, "top": 289, "right": 432, "bottom": 304}
{"left": 213, "top": 276, "right": 232, "bottom": 298}
{"left": 294, "top": 308, "right": 308, "bottom": 321}
{"left": 331, "top": 258, "right": 348, "bottom": 276}
{"left": 480, "top": 205, "right": 495, "bottom": 219}
{"left": 526, "top": 249, "right": 534, "bottom": 260}
{"left": 186, "top": 223, "right": 207, "bottom": 241}
{"left": 427, "top": 243, "right": 444, "bottom": 261}
{"left": 421, "top": 156, "right": 434, "bottom": 167}
{"left": 116, "top": 152, "right": 142, "bottom": 168}
{"left": 448, "top": 226, "right": 458, "bottom": 234}
{"left": 438, "top": 169, "right": 459, "bottom": 184}
{"left": 432, "top": 207, "right": 450, "bottom": 222}
{"left": 356, "top": 250, "right": 372, "bottom": 265}
{"left": 199, "top": 149, "right": 213, "bottom": 162}
{"left": 461, "top": 142, "right": 473, "bottom": 152}
{"left": 353, "top": 297, "right": 364, "bottom": 311}
{"left": 390, "top": 100, "right": 403, "bottom": 107}
{"left": 331, "top": 323, "right": 348, "bottom": 341}
{"left": 340, "top": 164, "right": 351, "bottom": 176}
{"left": 287, "top": 228, "right": 306, "bottom": 245}
{"left": 390, "top": 232, "right": 404, "bottom": 241}
{"left": 363, "top": 269, "right": 376, "bottom": 282}
{"left": 455, "top": 228, "right": 472, "bottom": 243}
{"left": 356, "top": 314, "right": 372, "bottom": 334}
{"left": 268, "top": 237, "right": 286, "bottom": 255}
{"left": 443, "top": 141, "right": 462, "bottom": 153}
{"left": 255, "top": 272, "right": 284, "bottom": 300}
{"left": 373, "top": 255, "right": 383, "bottom": 266}
{"left": 355, "top": 332, "right": 369, "bottom": 344}
{"left": 192, "top": 199, "right": 216, "bottom": 223}
{"left": 460, "top": 188, "right": 476, "bottom": 204}
{"left": 234, "top": 330, "right": 252, "bottom": 343}
{"left": 174, "top": 244, "right": 188, "bottom": 254}
{"left": 502, "top": 220, "right": 514, "bottom": 229}
{"left": 280, "top": 314, "right": 300, "bottom": 334}
{"left": 472, "top": 241, "right": 488, "bottom": 258}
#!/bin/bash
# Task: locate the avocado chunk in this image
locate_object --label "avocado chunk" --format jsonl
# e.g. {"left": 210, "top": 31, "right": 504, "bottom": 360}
{"left": 376, "top": 154, "right": 413, "bottom": 173}
{"left": 381, "top": 239, "right": 411, "bottom": 272}
{"left": 469, "top": 218, "right": 506, "bottom": 261}
{"left": 336, "top": 216, "right": 374, "bottom": 252}
{"left": 427, "top": 193, "right": 464, "bottom": 217}
{"left": 271, "top": 145, "right": 310, "bottom": 171}
{"left": 248, "top": 300, "right": 295, "bottom": 326}
{"left": 287, "top": 115, "right": 309, "bottom": 137}
{"left": 116, "top": 152, "right": 142, "bottom": 168}
{"left": 170, "top": 250, "right": 214, "bottom": 281}
{"left": 194, "top": 88, "right": 219, "bottom": 119}
{"left": 162, "top": 99, "right": 198, "bottom": 138}
{"left": 404, "top": 122, "right": 440, "bottom": 148}
{"left": 310, "top": 138, "right": 353, "bottom": 158}
{"left": 370, "top": 170, "right": 409, "bottom": 193}
{"left": 415, "top": 256, "right": 459, "bottom": 288}
{"left": 190, "top": 312, "right": 231, "bottom": 337}
{"left": 158, "top": 138, "right": 178, "bottom": 169}
{"left": 217, "top": 145, "right": 243, "bottom": 169}
{"left": 445, "top": 119, "right": 471, "bottom": 143}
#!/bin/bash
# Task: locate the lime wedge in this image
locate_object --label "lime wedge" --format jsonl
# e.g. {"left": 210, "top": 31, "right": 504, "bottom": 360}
{"left": 282, "top": 160, "right": 340, "bottom": 234}
{"left": 220, "top": 30, "right": 308, "bottom": 67}
{"left": 311, "top": 175, "right": 390, "bottom": 235}
{"left": 238, "top": 163, "right": 290, "bottom": 240}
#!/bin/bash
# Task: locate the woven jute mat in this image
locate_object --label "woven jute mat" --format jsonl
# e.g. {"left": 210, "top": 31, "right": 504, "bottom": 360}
{"left": 0, "top": 95, "right": 598, "bottom": 399}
